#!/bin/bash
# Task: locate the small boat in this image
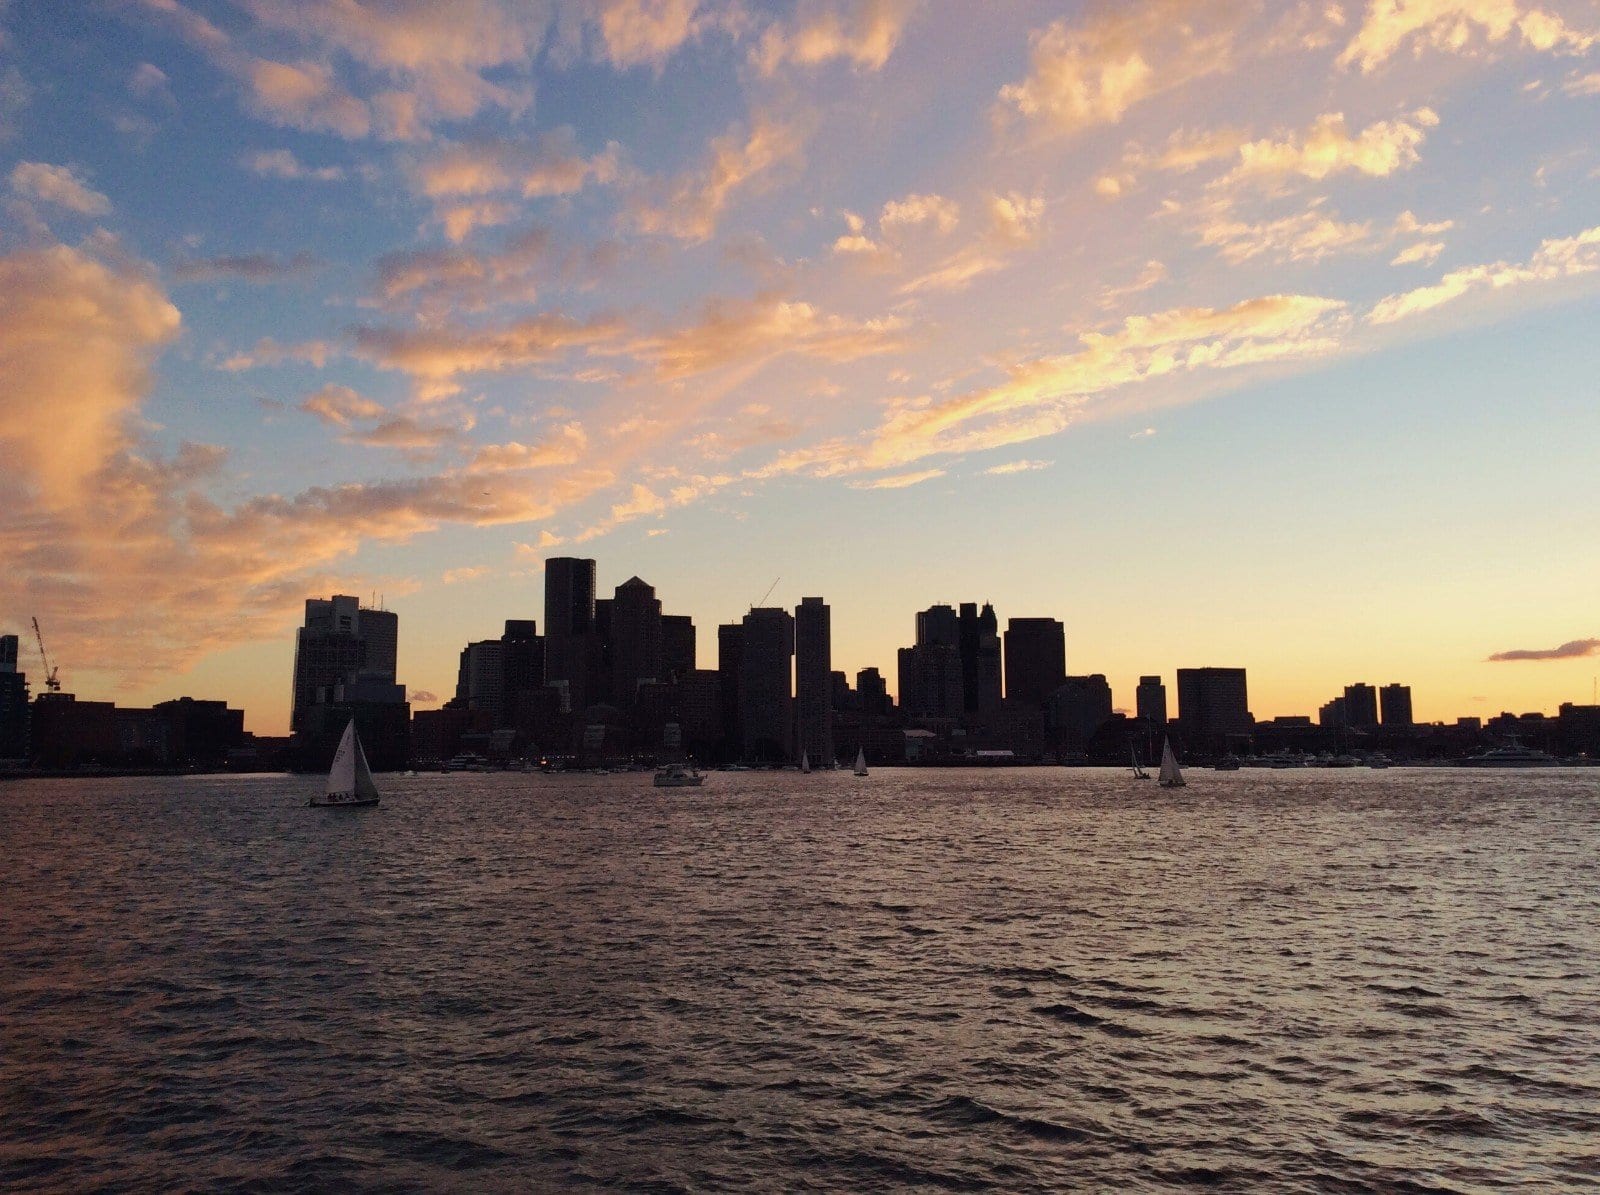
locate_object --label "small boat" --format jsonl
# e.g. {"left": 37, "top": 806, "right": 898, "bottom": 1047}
{"left": 1157, "top": 737, "right": 1186, "bottom": 788}
{"left": 309, "top": 719, "right": 380, "bottom": 807}
{"left": 653, "top": 763, "right": 704, "bottom": 788}
{"left": 853, "top": 747, "right": 868, "bottom": 777}
{"left": 1131, "top": 745, "right": 1150, "bottom": 780}
{"left": 1214, "top": 754, "right": 1242, "bottom": 771}
{"left": 801, "top": 751, "right": 811, "bottom": 774}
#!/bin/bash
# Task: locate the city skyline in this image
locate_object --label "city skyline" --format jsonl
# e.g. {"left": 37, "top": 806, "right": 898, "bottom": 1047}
{"left": 3, "top": 2, "right": 1599, "bottom": 736}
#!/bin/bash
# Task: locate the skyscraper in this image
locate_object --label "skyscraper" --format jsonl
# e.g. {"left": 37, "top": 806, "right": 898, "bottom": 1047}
{"left": 1343, "top": 683, "right": 1379, "bottom": 728}
{"left": 543, "top": 557, "right": 596, "bottom": 712}
{"left": 975, "top": 602, "right": 1003, "bottom": 713}
{"left": 455, "top": 639, "right": 507, "bottom": 722}
{"left": 608, "top": 576, "right": 663, "bottom": 706}
{"left": 795, "top": 596, "right": 833, "bottom": 766}
{"left": 1049, "top": 674, "right": 1114, "bottom": 749}
{"left": 0, "top": 634, "right": 16, "bottom": 673}
{"left": 916, "top": 604, "right": 959, "bottom": 648}
{"left": 738, "top": 607, "right": 793, "bottom": 761}
{"left": 1176, "top": 667, "right": 1253, "bottom": 739}
{"left": 1003, "top": 618, "right": 1066, "bottom": 707}
{"left": 499, "top": 619, "right": 544, "bottom": 729}
{"left": 662, "top": 614, "right": 696, "bottom": 681}
{"left": 1136, "top": 675, "right": 1168, "bottom": 726}
{"left": 290, "top": 595, "right": 397, "bottom": 734}
{"left": 717, "top": 623, "right": 744, "bottom": 759}
{"left": 0, "top": 634, "right": 27, "bottom": 760}
{"left": 1380, "top": 683, "right": 1413, "bottom": 726}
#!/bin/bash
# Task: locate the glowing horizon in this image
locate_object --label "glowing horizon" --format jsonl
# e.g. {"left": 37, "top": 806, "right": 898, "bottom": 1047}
{"left": 2, "top": 1, "right": 1598, "bottom": 737}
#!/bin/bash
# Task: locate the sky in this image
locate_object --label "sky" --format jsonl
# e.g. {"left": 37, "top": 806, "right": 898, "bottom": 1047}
{"left": 2, "top": 0, "right": 1598, "bottom": 737}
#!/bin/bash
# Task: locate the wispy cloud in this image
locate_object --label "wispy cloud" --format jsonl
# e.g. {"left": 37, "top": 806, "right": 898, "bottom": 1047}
{"left": 8, "top": 161, "right": 112, "bottom": 215}
{"left": 1487, "top": 638, "right": 1600, "bottom": 662}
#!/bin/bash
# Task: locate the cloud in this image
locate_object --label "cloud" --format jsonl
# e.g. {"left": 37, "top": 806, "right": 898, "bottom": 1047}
{"left": 896, "top": 192, "right": 1043, "bottom": 294}
{"left": 240, "top": 148, "right": 345, "bottom": 181}
{"left": 629, "top": 115, "right": 803, "bottom": 242}
{"left": 442, "top": 565, "right": 492, "bottom": 584}
{"left": 1224, "top": 109, "right": 1439, "bottom": 185}
{"left": 627, "top": 291, "right": 908, "bottom": 380}
{"left": 848, "top": 467, "right": 945, "bottom": 490}
{"left": 299, "top": 384, "right": 387, "bottom": 426}
{"left": 1198, "top": 206, "right": 1377, "bottom": 263}
{"left": 466, "top": 423, "right": 588, "bottom": 471}
{"left": 223, "top": 337, "right": 336, "bottom": 371}
{"left": 243, "top": 56, "right": 372, "bottom": 138}
{"left": 997, "top": 4, "right": 1238, "bottom": 136}
{"left": 1391, "top": 239, "right": 1446, "bottom": 265}
{"left": 0, "top": 65, "right": 30, "bottom": 141}
{"left": 408, "top": 688, "right": 440, "bottom": 703}
{"left": 350, "top": 415, "right": 462, "bottom": 452}
{"left": 752, "top": 0, "right": 916, "bottom": 74}
{"left": 513, "top": 530, "right": 567, "bottom": 559}
{"left": 1340, "top": 0, "right": 1597, "bottom": 72}
{"left": 410, "top": 127, "right": 620, "bottom": 202}
{"left": 1487, "top": 638, "right": 1600, "bottom": 661}
{"left": 590, "top": 0, "right": 705, "bottom": 69}
{"left": 350, "top": 309, "right": 626, "bottom": 399}
{"left": 1564, "top": 70, "right": 1600, "bottom": 95}
{"left": 880, "top": 192, "right": 959, "bottom": 233}
{"left": 172, "top": 251, "right": 317, "bottom": 282}
{"left": 984, "top": 459, "right": 1053, "bottom": 475}
{"left": 1369, "top": 224, "right": 1600, "bottom": 324}
{"left": 128, "top": 63, "right": 170, "bottom": 97}
{"left": 8, "top": 161, "right": 112, "bottom": 215}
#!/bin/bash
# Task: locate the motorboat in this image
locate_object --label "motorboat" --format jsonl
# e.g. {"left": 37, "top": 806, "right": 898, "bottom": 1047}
{"left": 653, "top": 764, "right": 704, "bottom": 788}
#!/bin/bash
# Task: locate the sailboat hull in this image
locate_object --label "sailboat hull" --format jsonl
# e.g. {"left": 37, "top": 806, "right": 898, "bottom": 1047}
{"left": 308, "top": 794, "right": 379, "bottom": 807}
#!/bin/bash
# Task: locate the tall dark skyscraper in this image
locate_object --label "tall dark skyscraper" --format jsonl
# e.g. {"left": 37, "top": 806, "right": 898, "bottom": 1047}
{"left": 0, "top": 634, "right": 16, "bottom": 673}
{"left": 608, "top": 576, "right": 663, "bottom": 706}
{"left": 1176, "top": 667, "right": 1253, "bottom": 739}
{"left": 1049, "top": 674, "right": 1113, "bottom": 748}
{"left": 0, "top": 634, "right": 27, "bottom": 761}
{"left": 455, "top": 638, "right": 506, "bottom": 721}
{"left": 857, "top": 667, "right": 889, "bottom": 718}
{"left": 1136, "top": 675, "right": 1168, "bottom": 725}
{"left": 499, "top": 619, "right": 543, "bottom": 728}
{"left": 717, "top": 623, "right": 744, "bottom": 758}
{"left": 795, "top": 597, "right": 833, "bottom": 766}
{"left": 290, "top": 595, "right": 397, "bottom": 734}
{"left": 974, "top": 602, "right": 1002, "bottom": 713}
{"left": 901, "top": 603, "right": 964, "bottom": 718}
{"left": 916, "top": 604, "right": 959, "bottom": 648}
{"left": 1380, "top": 683, "right": 1413, "bottom": 726}
{"left": 662, "top": 614, "right": 696, "bottom": 681}
{"left": 738, "top": 607, "right": 793, "bottom": 761}
{"left": 1003, "top": 618, "right": 1066, "bottom": 708}
{"left": 1343, "top": 683, "right": 1379, "bottom": 728}
{"left": 543, "top": 557, "right": 595, "bottom": 712}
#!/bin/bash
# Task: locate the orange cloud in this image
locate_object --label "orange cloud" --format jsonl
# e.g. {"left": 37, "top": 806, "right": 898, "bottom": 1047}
{"left": 629, "top": 115, "right": 804, "bottom": 242}
{"left": 1368, "top": 225, "right": 1600, "bottom": 323}
{"left": 752, "top": 0, "right": 916, "bottom": 74}
{"left": 1340, "top": 0, "right": 1597, "bottom": 72}
{"left": 9, "top": 161, "right": 112, "bottom": 215}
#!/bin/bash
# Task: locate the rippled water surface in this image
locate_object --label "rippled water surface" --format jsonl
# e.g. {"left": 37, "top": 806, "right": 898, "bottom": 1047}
{"left": 2, "top": 768, "right": 1598, "bottom": 1192}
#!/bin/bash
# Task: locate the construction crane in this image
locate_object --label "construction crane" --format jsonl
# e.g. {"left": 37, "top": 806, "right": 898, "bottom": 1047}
{"left": 752, "top": 576, "right": 780, "bottom": 610}
{"left": 30, "top": 617, "right": 61, "bottom": 693}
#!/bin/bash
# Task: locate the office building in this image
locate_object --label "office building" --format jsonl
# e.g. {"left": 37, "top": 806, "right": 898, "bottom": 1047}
{"left": 290, "top": 595, "right": 398, "bottom": 735}
{"left": 0, "top": 634, "right": 16, "bottom": 673}
{"left": 454, "top": 639, "right": 506, "bottom": 722}
{"left": 1343, "top": 683, "right": 1379, "bottom": 729}
{"left": 738, "top": 607, "right": 793, "bottom": 761}
{"left": 0, "top": 635, "right": 27, "bottom": 760}
{"left": 1136, "top": 675, "right": 1167, "bottom": 726}
{"left": 959, "top": 602, "right": 1003, "bottom": 714}
{"left": 662, "top": 614, "right": 696, "bottom": 681}
{"left": 1176, "top": 667, "right": 1253, "bottom": 739}
{"left": 916, "top": 604, "right": 959, "bottom": 649}
{"left": 898, "top": 642, "right": 963, "bottom": 718}
{"left": 1049, "top": 674, "right": 1114, "bottom": 749}
{"left": 857, "top": 668, "right": 890, "bottom": 718}
{"left": 1003, "top": 618, "right": 1066, "bottom": 708}
{"left": 795, "top": 597, "right": 834, "bottom": 767}
{"left": 1320, "top": 696, "right": 1347, "bottom": 728}
{"left": 609, "top": 576, "right": 663, "bottom": 706}
{"left": 544, "top": 557, "right": 596, "bottom": 712}
{"left": 499, "top": 619, "right": 544, "bottom": 729}
{"left": 717, "top": 623, "right": 744, "bottom": 759}
{"left": 1380, "top": 683, "right": 1413, "bottom": 726}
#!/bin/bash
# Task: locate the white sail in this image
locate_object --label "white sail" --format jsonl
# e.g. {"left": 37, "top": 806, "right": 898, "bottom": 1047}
{"left": 352, "top": 731, "right": 380, "bottom": 801}
{"left": 1158, "top": 737, "right": 1185, "bottom": 788}
{"left": 801, "top": 751, "right": 811, "bottom": 774}
{"left": 327, "top": 720, "right": 357, "bottom": 797}
{"left": 853, "top": 747, "right": 868, "bottom": 777}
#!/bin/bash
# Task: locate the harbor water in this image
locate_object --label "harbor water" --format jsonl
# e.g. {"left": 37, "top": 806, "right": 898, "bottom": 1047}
{"left": 2, "top": 768, "right": 1597, "bottom": 1191}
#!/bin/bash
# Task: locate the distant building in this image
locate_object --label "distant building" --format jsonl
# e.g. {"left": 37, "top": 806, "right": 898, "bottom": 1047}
{"left": 717, "top": 623, "right": 744, "bottom": 759}
{"left": 916, "top": 604, "right": 959, "bottom": 649}
{"left": 1319, "top": 697, "right": 1347, "bottom": 728}
{"left": 898, "top": 643, "right": 962, "bottom": 718}
{"left": 1136, "top": 675, "right": 1167, "bottom": 726}
{"left": 544, "top": 557, "right": 596, "bottom": 713}
{"left": 794, "top": 597, "right": 834, "bottom": 767}
{"left": 1176, "top": 667, "right": 1253, "bottom": 740}
{"left": 499, "top": 619, "right": 544, "bottom": 729}
{"left": 0, "top": 635, "right": 28, "bottom": 760}
{"left": 1049, "top": 675, "right": 1114, "bottom": 749}
{"left": 1380, "top": 683, "right": 1413, "bottom": 726}
{"left": 856, "top": 667, "right": 890, "bottom": 718}
{"left": 662, "top": 614, "right": 696, "bottom": 681}
{"left": 290, "top": 595, "right": 397, "bottom": 735}
{"left": 1343, "top": 683, "right": 1379, "bottom": 728}
{"left": 455, "top": 639, "right": 507, "bottom": 722}
{"left": 738, "top": 608, "right": 793, "bottom": 761}
{"left": 959, "top": 602, "right": 1003, "bottom": 714}
{"left": 1003, "top": 618, "right": 1066, "bottom": 708}
{"left": 609, "top": 576, "right": 663, "bottom": 706}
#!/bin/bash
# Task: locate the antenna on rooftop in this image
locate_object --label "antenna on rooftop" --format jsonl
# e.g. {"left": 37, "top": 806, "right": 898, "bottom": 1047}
{"left": 752, "top": 576, "right": 780, "bottom": 610}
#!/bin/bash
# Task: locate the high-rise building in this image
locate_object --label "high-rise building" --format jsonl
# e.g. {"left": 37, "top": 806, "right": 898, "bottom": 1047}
{"left": 958, "top": 602, "right": 1003, "bottom": 714}
{"left": 717, "top": 623, "right": 744, "bottom": 758}
{"left": 544, "top": 557, "right": 596, "bottom": 712}
{"left": 1343, "top": 683, "right": 1379, "bottom": 728}
{"left": 1176, "top": 667, "right": 1253, "bottom": 739}
{"left": 1136, "top": 675, "right": 1168, "bottom": 726}
{"left": 290, "top": 595, "right": 397, "bottom": 734}
{"left": 608, "top": 576, "right": 663, "bottom": 706}
{"left": 1380, "top": 683, "right": 1413, "bottom": 727}
{"left": 795, "top": 597, "right": 833, "bottom": 767}
{"left": 1003, "top": 618, "right": 1066, "bottom": 707}
{"left": 0, "top": 635, "right": 28, "bottom": 760}
{"left": 1049, "top": 674, "right": 1114, "bottom": 748}
{"left": 916, "top": 604, "right": 959, "bottom": 649}
{"left": 662, "top": 614, "right": 695, "bottom": 681}
{"left": 455, "top": 639, "right": 506, "bottom": 722}
{"left": 499, "top": 619, "right": 544, "bottom": 728}
{"left": 857, "top": 668, "right": 889, "bottom": 718}
{"left": 738, "top": 607, "right": 793, "bottom": 761}
{"left": 1319, "top": 697, "right": 1347, "bottom": 728}
{"left": 898, "top": 643, "right": 963, "bottom": 718}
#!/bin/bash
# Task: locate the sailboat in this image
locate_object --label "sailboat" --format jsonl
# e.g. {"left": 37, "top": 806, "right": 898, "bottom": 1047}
{"left": 309, "top": 719, "right": 380, "bottom": 807}
{"left": 801, "top": 751, "right": 811, "bottom": 774}
{"left": 1131, "top": 744, "right": 1150, "bottom": 780}
{"left": 1157, "top": 737, "right": 1186, "bottom": 789}
{"left": 853, "top": 747, "right": 868, "bottom": 777}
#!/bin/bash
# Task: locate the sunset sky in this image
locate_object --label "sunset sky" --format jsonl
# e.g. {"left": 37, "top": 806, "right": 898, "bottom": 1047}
{"left": 2, "top": 0, "right": 1598, "bottom": 736}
